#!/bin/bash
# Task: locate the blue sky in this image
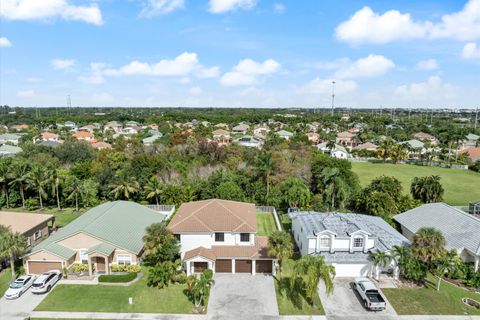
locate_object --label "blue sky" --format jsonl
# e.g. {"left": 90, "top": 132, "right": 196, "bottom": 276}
{"left": 1, "top": 0, "right": 480, "bottom": 108}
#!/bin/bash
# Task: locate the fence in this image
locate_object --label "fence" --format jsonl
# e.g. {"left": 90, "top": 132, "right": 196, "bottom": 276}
{"left": 256, "top": 206, "right": 283, "bottom": 231}
{"left": 144, "top": 204, "right": 176, "bottom": 220}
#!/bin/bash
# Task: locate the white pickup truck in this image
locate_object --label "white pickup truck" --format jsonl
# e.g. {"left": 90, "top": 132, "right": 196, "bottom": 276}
{"left": 353, "top": 277, "right": 387, "bottom": 311}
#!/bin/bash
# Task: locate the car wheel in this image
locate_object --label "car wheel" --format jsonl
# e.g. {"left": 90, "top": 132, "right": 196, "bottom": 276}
{"left": 47, "top": 285, "right": 51, "bottom": 292}
{"left": 364, "top": 301, "right": 368, "bottom": 309}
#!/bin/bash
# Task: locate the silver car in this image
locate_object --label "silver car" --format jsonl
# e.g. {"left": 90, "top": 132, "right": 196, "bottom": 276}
{"left": 31, "top": 270, "right": 61, "bottom": 294}
{"left": 4, "top": 275, "right": 35, "bottom": 299}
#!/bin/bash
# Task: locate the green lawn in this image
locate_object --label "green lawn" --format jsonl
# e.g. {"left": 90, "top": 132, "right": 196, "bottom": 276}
{"left": 352, "top": 162, "right": 480, "bottom": 206}
{"left": 257, "top": 212, "right": 277, "bottom": 236}
{"left": 274, "top": 258, "right": 324, "bottom": 315}
{"left": 383, "top": 275, "right": 480, "bottom": 315}
{"left": 0, "top": 268, "right": 12, "bottom": 296}
{"left": 35, "top": 273, "right": 195, "bottom": 314}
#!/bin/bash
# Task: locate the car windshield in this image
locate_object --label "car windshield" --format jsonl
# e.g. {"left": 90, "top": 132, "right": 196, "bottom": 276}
{"left": 9, "top": 282, "right": 23, "bottom": 289}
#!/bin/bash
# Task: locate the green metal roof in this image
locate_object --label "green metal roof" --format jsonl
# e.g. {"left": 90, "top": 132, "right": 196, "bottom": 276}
{"left": 29, "top": 201, "right": 166, "bottom": 257}
{"left": 86, "top": 242, "right": 115, "bottom": 256}
{"left": 43, "top": 242, "right": 76, "bottom": 260}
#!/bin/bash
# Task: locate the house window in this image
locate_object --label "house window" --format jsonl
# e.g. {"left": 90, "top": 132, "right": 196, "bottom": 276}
{"left": 117, "top": 254, "right": 132, "bottom": 266}
{"left": 79, "top": 249, "right": 88, "bottom": 264}
{"left": 353, "top": 237, "right": 364, "bottom": 248}
{"left": 240, "top": 233, "right": 250, "bottom": 242}
{"left": 174, "top": 234, "right": 181, "bottom": 242}
{"left": 26, "top": 236, "right": 31, "bottom": 246}
{"left": 33, "top": 230, "right": 42, "bottom": 241}
{"left": 215, "top": 233, "right": 224, "bottom": 242}
{"left": 319, "top": 237, "right": 331, "bottom": 248}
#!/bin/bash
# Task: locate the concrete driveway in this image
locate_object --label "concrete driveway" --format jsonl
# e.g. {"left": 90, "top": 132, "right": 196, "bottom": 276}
{"left": 318, "top": 278, "right": 397, "bottom": 320}
{"left": 0, "top": 289, "right": 51, "bottom": 320}
{"left": 207, "top": 273, "right": 278, "bottom": 320}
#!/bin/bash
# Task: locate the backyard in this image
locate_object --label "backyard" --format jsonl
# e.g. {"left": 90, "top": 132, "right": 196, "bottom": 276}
{"left": 35, "top": 273, "right": 195, "bottom": 314}
{"left": 383, "top": 275, "right": 480, "bottom": 315}
{"left": 352, "top": 162, "right": 480, "bottom": 206}
{"left": 256, "top": 212, "right": 277, "bottom": 236}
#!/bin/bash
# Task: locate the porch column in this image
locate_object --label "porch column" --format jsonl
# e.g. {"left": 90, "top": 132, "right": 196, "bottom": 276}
{"left": 475, "top": 257, "right": 479, "bottom": 272}
{"left": 105, "top": 256, "right": 109, "bottom": 275}
{"left": 232, "top": 259, "right": 235, "bottom": 274}
{"left": 186, "top": 261, "right": 191, "bottom": 276}
{"left": 88, "top": 256, "right": 93, "bottom": 277}
{"left": 393, "top": 266, "right": 400, "bottom": 280}
{"left": 252, "top": 260, "right": 256, "bottom": 276}
{"left": 272, "top": 260, "right": 276, "bottom": 276}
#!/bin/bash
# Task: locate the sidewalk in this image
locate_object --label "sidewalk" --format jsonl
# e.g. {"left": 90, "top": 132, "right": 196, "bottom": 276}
{"left": 30, "top": 311, "right": 206, "bottom": 319}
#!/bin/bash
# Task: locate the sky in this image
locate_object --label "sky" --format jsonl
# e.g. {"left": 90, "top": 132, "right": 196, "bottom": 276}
{"left": 1, "top": 0, "right": 480, "bottom": 108}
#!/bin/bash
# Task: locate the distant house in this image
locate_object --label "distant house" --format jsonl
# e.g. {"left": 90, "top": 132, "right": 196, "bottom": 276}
{"left": 10, "top": 124, "right": 29, "bottom": 132}
{"left": 121, "top": 127, "right": 140, "bottom": 135}
{"left": 462, "top": 147, "right": 480, "bottom": 163}
{"left": 143, "top": 134, "right": 162, "bottom": 146}
{"left": 91, "top": 141, "right": 112, "bottom": 150}
{"left": 463, "top": 133, "right": 480, "bottom": 149}
{"left": 38, "top": 132, "right": 60, "bottom": 143}
{"left": 0, "top": 145, "right": 22, "bottom": 157}
{"left": 64, "top": 121, "right": 77, "bottom": 131}
{"left": 253, "top": 125, "right": 270, "bottom": 137}
{"left": 214, "top": 123, "right": 229, "bottom": 130}
{"left": 104, "top": 121, "right": 123, "bottom": 133}
{"left": 276, "top": 130, "right": 294, "bottom": 140}
{"left": 37, "top": 140, "right": 62, "bottom": 148}
{"left": 305, "top": 132, "right": 320, "bottom": 144}
{"left": 234, "top": 135, "right": 263, "bottom": 149}
{"left": 0, "top": 133, "right": 21, "bottom": 146}
{"left": 317, "top": 142, "right": 350, "bottom": 159}
{"left": 78, "top": 125, "right": 97, "bottom": 133}
{"left": 23, "top": 201, "right": 167, "bottom": 276}
{"left": 232, "top": 124, "right": 250, "bottom": 135}
{"left": 125, "top": 121, "right": 140, "bottom": 127}
{"left": 0, "top": 212, "right": 54, "bottom": 248}
{"left": 353, "top": 142, "right": 378, "bottom": 152}
{"left": 394, "top": 203, "right": 480, "bottom": 270}
{"left": 336, "top": 131, "right": 356, "bottom": 147}
{"left": 72, "top": 131, "right": 95, "bottom": 142}
{"left": 399, "top": 139, "right": 426, "bottom": 159}
{"left": 212, "top": 129, "right": 231, "bottom": 146}
{"left": 291, "top": 212, "right": 409, "bottom": 277}
{"left": 414, "top": 132, "right": 437, "bottom": 144}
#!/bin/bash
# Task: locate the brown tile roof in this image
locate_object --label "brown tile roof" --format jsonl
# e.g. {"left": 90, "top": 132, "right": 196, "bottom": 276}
{"left": 168, "top": 199, "right": 256, "bottom": 233}
{"left": 183, "top": 236, "right": 273, "bottom": 261}
{"left": 0, "top": 212, "right": 54, "bottom": 234}
{"left": 41, "top": 132, "right": 59, "bottom": 139}
{"left": 463, "top": 147, "right": 480, "bottom": 161}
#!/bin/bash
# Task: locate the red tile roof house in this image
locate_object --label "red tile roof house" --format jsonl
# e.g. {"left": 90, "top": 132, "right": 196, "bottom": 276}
{"left": 336, "top": 131, "right": 357, "bottom": 147}
{"left": 168, "top": 199, "right": 276, "bottom": 276}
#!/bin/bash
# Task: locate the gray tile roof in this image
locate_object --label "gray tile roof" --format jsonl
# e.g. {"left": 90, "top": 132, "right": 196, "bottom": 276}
{"left": 321, "top": 251, "right": 371, "bottom": 264}
{"left": 295, "top": 212, "right": 409, "bottom": 251}
{"left": 394, "top": 203, "right": 480, "bottom": 255}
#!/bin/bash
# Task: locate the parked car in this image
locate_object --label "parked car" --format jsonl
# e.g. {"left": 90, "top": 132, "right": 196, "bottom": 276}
{"left": 31, "top": 270, "right": 61, "bottom": 294}
{"left": 353, "top": 277, "right": 387, "bottom": 311}
{"left": 4, "top": 275, "right": 35, "bottom": 299}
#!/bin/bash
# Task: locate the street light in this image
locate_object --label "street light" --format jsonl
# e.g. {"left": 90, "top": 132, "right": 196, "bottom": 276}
{"left": 331, "top": 80, "right": 336, "bottom": 116}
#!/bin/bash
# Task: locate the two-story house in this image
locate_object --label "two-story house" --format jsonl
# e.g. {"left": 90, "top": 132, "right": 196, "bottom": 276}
{"left": 168, "top": 199, "right": 275, "bottom": 276}
{"left": 0, "top": 212, "right": 54, "bottom": 249}
{"left": 291, "top": 212, "right": 409, "bottom": 277}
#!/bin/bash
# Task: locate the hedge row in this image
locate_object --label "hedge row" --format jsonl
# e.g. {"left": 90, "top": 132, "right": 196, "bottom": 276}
{"left": 98, "top": 272, "right": 137, "bottom": 283}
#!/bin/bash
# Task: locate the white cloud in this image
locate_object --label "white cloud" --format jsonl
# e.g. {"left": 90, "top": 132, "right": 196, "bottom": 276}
{"left": 78, "top": 62, "right": 106, "bottom": 84}
{"left": 462, "top": 42, "right": 480, "bottom": 59}
{"left": 179, "top": 77, "right": 191, "bottom": 84}
{"left": 91, "top": 92, "right": 114, "bottom": 103}
{"left": 395, "top": 76, "right": 456, "bottom": 100}
{"left": 0, "top": 0, "right": 103, "bottom": 25}
{"left": 416, "top": 59, "right": 439, "bottom": 70}
{"left": 139, "top": 0, "right": 184, "bottom": 18}
{"left": 16, "top": 90, "right": 35, "bottom": 97}
{"left": 209, "top": 0, "right": 256, "bottom": 13}
{"left": 333, "top": 54, "right": 395, "bottom": 79}
{"left": 336, "top": 0, "right": 480, "bottom": 44}
{"left": 220, "top": 58, "right": 281, "bottom": 86}
{"left": 189, "top": 86, "right": 202, "bottom": 95}
{"left": 51, "top": 58, "right": 76, "bottom": 70}
{"left": 103, "top": 52, "right": 218, "bottom": 78}
{"left": 274, "top": 3, "right": 285, "bottom": 14}
{"left": 298, "top": 78, "right": 358, "bottom": 95}
{"left": 0, "top": 37, "right": 12, "bottom": 47}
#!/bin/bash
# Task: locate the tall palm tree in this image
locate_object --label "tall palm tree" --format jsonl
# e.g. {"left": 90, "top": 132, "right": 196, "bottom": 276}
{"left": 255, "top": 152, "right": 275, "bottom": 203}
{"left": 390, "top": 144, "right": 408, "bottom": 164}
{"left": 0, "top": 158, "right": 12, "bottom": 208}
{"left": 377, "top": 138, "right": 394, "bottom": 163}
{"left": 411, "top": 175, "right": 444, "bottom": 203}
{"left": 144, "top": 176, "right": 163, "bottom": 205}
{"left": 326, "top": 140, "right": 336, "bottom": 152}
{"left": 268, "top": 231, "right": 293, "bottom": 279}
{"left": 9, "top": 160, "right": 30, "bottom": 208}
{"left": 49, "top": 168, "right": 62, "bottom": 210}
{"left": 412, "top": 227, "right": 446, "bottom": 267}
{"left": 66, "top": 176, "right": 82, "bottom": 211}
{"left": 0, "top": 226, "right": 27, "bottom": 280}
{"left": 27, "top": 165, "right": 49, "bottom": 209}
{"left": 108, "top": 172, "right": 140, "bottom": 200}
{"left": 370, "top": 250, "right": 391, "bottom": 280}
{"left": 320, "top": 167, "right": 347, "bottom": 210}
{"left": 292, "top": 255, "right": 336, "bottom": 304}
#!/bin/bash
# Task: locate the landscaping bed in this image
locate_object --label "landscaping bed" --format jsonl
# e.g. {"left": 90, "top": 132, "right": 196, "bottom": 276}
{"left": 98, "top": 272, "right": 137, "bottom": 283}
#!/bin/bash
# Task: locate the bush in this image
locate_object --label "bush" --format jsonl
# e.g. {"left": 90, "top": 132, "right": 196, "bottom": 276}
{"left": 71, "top": 263, "right": 89, "bottom": 274}
{"left": 110, "top": 264, "right": 141, "bottom": 273}
{"left": 99, "top": 272, "right": 137, "bottom": 283}
{"left": 25, "top": 198, "right": 39, "bottom": 211}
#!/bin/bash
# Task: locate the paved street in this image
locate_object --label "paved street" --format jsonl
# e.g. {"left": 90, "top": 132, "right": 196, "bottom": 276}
{"left": 207, "top": 273, "right": 279, "bottom": 320}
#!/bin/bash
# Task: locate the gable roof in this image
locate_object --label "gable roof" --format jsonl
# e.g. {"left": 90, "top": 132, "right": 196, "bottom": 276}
{"left": 0, "top": 145, "right": 22, "bottom": 154}
{"left": 400, "top": 139, "right": 424, "bottom": 149}
{"left": 168, "top": 199, "right": 256, "bottom": 233}
{"left": 277, "top": 130, "right": 294, "bottom": 137}
{"left": 28, "top": 201, "right": 166, "bottom": 257}
{"left": 294, "top": 212, "right": 409, "bottom": 251}
{"left": 0, "top": 212, "right": 54, "bottom": 234}
{"left": 394, "top": 203, "right": 480, "bottom": 255}
{"left": 353, "top": 142, "right": 378, "bottom": 150}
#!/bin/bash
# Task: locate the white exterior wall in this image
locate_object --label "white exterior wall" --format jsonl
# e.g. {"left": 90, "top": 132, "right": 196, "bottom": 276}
{"left": 179, "top": 232, "right": 256, "bottom": 257}
{"left": 333, "top": 238, "right": 350, "bottom": 251}
{"left": 332, "top": 150, "right": 348, "bottom": 159}
{"left": 333, "top": 263, "right": 372, "bottom": 277}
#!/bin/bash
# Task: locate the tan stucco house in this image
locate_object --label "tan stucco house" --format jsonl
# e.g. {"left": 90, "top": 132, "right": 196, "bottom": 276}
{"left": 0, "top": 211, "right": 54, "bottom": 248}
{"left": 23, "top": 201, "right": 166, "bottom": 276}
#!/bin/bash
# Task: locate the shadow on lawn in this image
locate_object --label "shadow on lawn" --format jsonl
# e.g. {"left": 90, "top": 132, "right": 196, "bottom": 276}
{"left": 275, "top": 276, "right": 312, "bottom": 309}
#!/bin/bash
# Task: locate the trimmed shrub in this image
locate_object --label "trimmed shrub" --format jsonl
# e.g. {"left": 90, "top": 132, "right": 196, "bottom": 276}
{"left": 98, "top": 272, "right": 137, "bottom": 283}
{"left": 71, "top": 263, "right": 89, "bottom": 274}
{"left": 110, "top": 264, "right": 141, "bottom": 273}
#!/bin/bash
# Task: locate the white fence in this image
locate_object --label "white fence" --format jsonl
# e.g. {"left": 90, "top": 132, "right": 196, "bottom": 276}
{"left": 144, "top": 204, "right": 176, "bottom": 220}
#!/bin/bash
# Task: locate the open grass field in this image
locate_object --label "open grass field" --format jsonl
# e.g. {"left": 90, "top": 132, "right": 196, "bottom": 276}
{"left": 383, "top": 275, "right": 480, "bottom": 315}
{"left": 274, "top": 258, "right": 324, "bottom": 315}
{"left": 257, "top": 212, "right": 277, "bottom": 236}
{"left": 352, "top": 162, "right": 480, "bottom": 206}
{"left": 35, "top": 273, "right": 194, "bottom": 314}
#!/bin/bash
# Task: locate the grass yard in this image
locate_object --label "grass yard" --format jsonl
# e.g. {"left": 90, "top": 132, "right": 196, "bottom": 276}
{"left": 0, "top": 268, "right": 12, "bottom": 296}
{"left": 383, "top": 275, "right": 480, "bottom": 315}
{"left": 274, "top": 258, "right": 324, "bottom": 315}
{"left": 352, "top": 162, "right": 480, "bottom": 206}
{"left": 256, "top": 212, "right": 277, "bottom": 236}
{"left": 2, "top": 207, "right": 85, "bottom": 228}
{"left": 35, "top": 272, "right": 195, "bottom": 314}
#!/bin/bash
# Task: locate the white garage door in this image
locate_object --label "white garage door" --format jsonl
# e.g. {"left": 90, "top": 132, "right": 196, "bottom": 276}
{"left": 333, "top": 263, "right": 371, "bottom": 277}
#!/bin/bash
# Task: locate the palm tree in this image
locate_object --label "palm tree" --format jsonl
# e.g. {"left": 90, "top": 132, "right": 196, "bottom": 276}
{"left": 255, "top": 152, "right": 275, "bottom": 203}
{"left": 9, "top": 160, "right": 30, "bottom": 208}
{"left": 390, "top": 144, "right": 408, "bottom": 164}
{"left": 268, "top": 231, "right": 293, "bottom": 279}
{"left": 326, "top": 140, "right": 336, "bottom": 152}
{"left": 49, "top": 168, "right": 62, "bottom": 210}
{"left": 410, "top": 175, "right": 444, "bottom": 203}
{"left": 412, "top": 227, "right": 446, "bottom": 267}
{"left": 320, "top": 167, "right": 347, "bottom": 210}
{"left": 370, "top": 250, "right": 391, "bottom": 280}
{"left": 66, "top": 176, "right": 82, "bottom": 211}
{"left": 108, "top": 172, "right": 140, "bottom": 200}
{"left": 0, "top": 226, "right": 27, "bottom": 280}
{"left": 377, "top": 138, "right": 394, "bottom": 162}
{"left": 145, "top": 176, "right": 163, "bottom": 205}
{"left": 0, "top": 158, "right": 12, "bottom": 208}
{"left": 292, "top": 255, "right": 336, "bottom": 304}
{"left": 190, "top": 270, "right": 215, "bottom": 307}
{"left": 27, "top": 165, "right": 49, "bottom": 209}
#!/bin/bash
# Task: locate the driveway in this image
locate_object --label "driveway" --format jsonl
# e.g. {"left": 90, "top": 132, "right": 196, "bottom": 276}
{"left": 0, "top": 289, "right": 50, "bottom": 320}
{"left": 318, "top": 278, "right": 397, "bottom": 320}
{"left": 207, "top": 273, "right": 278, "bottom": 320}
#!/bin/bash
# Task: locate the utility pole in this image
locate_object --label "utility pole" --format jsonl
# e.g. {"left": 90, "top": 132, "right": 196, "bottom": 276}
{"left": 331, "top": 80, "right": 336, "bottom": 116}
{"left": 430, "top": 107, "right": 433, "bottom": 125}
{"left": 475, "top": 107, "right": 479, "bottom": 130}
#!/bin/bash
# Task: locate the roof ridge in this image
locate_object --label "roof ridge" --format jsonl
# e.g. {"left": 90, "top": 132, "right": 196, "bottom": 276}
{"left": 217, "top": 200, "right": 256, "bottom": 231}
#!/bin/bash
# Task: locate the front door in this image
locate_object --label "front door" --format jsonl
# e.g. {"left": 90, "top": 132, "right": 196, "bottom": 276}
{"left": 95, "top": 257, "right": 106, "bottom": 273}
{"left": 193, "top": 262, "right": 208, "bottom": 273}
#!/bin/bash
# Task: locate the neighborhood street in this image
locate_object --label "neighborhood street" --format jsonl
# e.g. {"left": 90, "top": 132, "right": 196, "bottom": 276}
{"left": 0, "top": 290, "right": 50, "bottom": 320}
